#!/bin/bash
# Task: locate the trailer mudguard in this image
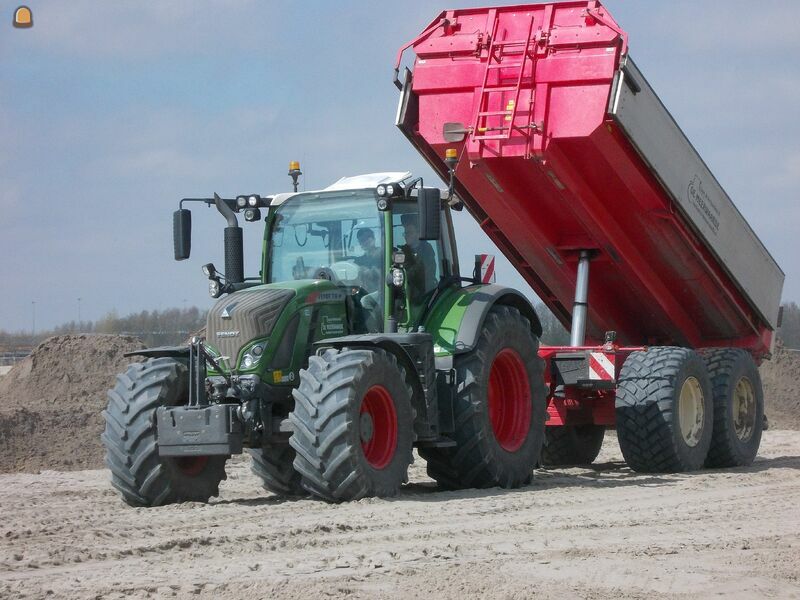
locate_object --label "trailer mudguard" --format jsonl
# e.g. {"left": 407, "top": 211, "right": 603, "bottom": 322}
{"left": 425, "top": 284, "right": 542, "bottom": 356}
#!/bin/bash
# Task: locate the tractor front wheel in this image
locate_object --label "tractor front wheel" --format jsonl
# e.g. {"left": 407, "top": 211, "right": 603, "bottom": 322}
{"left": 101, "top": 358, "right": 228, "bottom": 507}
{"left": 289, "top": 348, "right": 415, "bottom": 502}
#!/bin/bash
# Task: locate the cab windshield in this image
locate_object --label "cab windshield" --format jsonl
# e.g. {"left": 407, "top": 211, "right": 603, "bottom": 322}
{"left": 267, "top": 190, "right": 384, "bottom": 297}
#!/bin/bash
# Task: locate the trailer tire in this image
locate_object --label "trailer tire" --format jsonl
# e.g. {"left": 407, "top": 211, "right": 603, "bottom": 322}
{"left": 698, "top": 348, "right": 763, "bottom": 468}
{"left": 616, "top": 347, "right": 713, "bottom": 472}
{"left": 101, "top": 358, "right": 228, "bottom": 507}
{"left": 420, "top": 305, "right": 547, "bottom": 489}
{"left": 247, "top": 445, "right": 305, "bottom": 496}
{"left": 540, "top": 425, "right": 605, "bottom": 466}
{"left": 289, "top": 348, "right": 415, "bottom": 502}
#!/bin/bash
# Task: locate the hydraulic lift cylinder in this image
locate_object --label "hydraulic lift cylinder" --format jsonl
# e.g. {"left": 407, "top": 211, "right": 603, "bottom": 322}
{"left": 570, "top": 251, "right": 591, "bottom": 347}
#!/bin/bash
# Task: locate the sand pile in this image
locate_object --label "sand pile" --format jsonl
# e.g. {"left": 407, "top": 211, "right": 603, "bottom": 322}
{"left": 0, "top": 333, "right": 796, "bottom": 474}
{"left": 0, "top": 334, "right": 145, "bottom": 473}
{"left": 760, "top": 344, "right": 800, "bottom": 430}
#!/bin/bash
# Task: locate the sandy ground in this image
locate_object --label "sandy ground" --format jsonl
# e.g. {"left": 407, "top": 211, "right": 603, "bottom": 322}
{"left": 1, "top": 431, "right": 798, "bottom": 600}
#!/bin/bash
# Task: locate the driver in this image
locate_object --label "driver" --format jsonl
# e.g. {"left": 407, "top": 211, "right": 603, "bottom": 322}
{"left": 401, "top": 213, "right": 437, "bottom": 298}
{"left": 353, "top": 228, "right": 383, "bottom": 331}
{"left": 354, "top": 228, "right": 382, "bottom": 270}
{"left": 354, "top": 227, "right": 382, "bottom": 293}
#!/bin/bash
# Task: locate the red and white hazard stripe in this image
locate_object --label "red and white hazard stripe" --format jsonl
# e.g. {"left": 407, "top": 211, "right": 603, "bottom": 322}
{"left": 479, "top": 254, "right": 495, "bottom": 284}
{"left": 588, "top": 352, "right": 615, "bottom": 381}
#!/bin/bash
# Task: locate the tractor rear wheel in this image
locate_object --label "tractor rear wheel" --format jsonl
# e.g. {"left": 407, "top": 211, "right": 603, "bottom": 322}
{"left": 616, "top": 347, "right": 713, "bottom": 472}
{"left": 289, "top": 348, "right": 415, "bottom": 502}
{"left": 101, "top": 358, "right": 228, "bottom": 507}
{"left": 420, "top": 305, "right": 547, "bottom": 489}
{"left": 540, "top": 424, "right": 605, "bottom": 466}
{"left": 247, "top": 444, "right": 305, "bottom": 496}
{"left": 699, "top": 348, "right": 763, "bottom": 467}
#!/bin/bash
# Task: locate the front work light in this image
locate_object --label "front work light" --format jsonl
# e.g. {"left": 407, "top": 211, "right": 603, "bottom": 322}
{"left": 244, "top": 208, "right": 262, "bottom": 222}
{"left": 202, "top": 263, "right": 216, "bottom": 278}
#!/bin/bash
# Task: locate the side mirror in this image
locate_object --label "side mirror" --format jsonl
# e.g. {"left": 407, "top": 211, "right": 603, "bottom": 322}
{"left": 173, "top": 208, "right": 191, "bottom": 260}
{"left": 418, "top": 187, "right": 441, "bottom": 241}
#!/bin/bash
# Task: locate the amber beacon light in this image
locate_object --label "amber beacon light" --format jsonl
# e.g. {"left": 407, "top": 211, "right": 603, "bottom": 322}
{"left": 13, "top": 6, "right": 33, "bottom": 28}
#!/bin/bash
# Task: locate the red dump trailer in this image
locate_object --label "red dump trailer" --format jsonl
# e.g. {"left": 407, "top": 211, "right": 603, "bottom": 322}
{"left": 396, "top": 1, "right": 784, "bottom": 471}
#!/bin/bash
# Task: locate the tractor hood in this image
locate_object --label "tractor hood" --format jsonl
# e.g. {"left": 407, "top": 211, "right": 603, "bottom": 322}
{"left": 206, "top": 286, "right": 295, "bottom": 366}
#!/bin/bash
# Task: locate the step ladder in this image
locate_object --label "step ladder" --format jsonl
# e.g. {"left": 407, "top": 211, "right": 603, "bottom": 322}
{"left": 472, "top": 14, "right": 536, "bottom": 142}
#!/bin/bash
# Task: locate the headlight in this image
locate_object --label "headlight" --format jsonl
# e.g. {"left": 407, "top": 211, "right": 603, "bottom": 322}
{"left": 376, "top": 184, "right": 386, "bottom": 197}
{"left": 377, "top": 198, "right": 388, "bottom": 211}
{"left": 391, "top": 267, "right": 405, "bottom": 287}
{"left": 236, "top": 196, "right": 247, "bottom": 208}
{"left": 241, "top": 342, "right": 266, "bottom": 369}
{"left": 386, "top": 184, "right": 395, "bottom": 196}
{"left": 248, "top": 195, "right": 258, "bottom": 207}
{"left": 209, "top": 279, "right": 221, "bottom": 298}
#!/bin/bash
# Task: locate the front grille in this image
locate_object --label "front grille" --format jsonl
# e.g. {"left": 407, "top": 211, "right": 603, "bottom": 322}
{"left": 206, "top": 287, "right": 295, "bottom": 366}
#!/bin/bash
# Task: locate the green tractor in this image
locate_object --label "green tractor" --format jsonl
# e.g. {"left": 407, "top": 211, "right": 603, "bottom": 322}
{"left": 102, "top": 167, "right": 547, "bottom": 505}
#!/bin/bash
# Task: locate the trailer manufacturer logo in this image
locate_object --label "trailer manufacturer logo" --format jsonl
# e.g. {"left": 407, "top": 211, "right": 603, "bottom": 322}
{"left": 687, "top": 175, "right": 720, "bottom": 235}
{"left": 216, "top": 330, "right": 240, "bottom": 338}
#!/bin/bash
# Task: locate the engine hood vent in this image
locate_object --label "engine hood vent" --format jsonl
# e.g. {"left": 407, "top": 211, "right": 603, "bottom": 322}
{"left": 206, "top": 287, "right": 295, "bottom": 366}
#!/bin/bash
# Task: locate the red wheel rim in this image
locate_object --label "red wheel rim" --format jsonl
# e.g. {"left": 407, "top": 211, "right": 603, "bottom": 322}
{"left": 488, "top": 348, "right": 532, "bottom": 452}
{"left": 174, "top": 456, "right": 209, "bottom": 476}
{"left": 360, "top": 385, "right": 398, "bottom": 469}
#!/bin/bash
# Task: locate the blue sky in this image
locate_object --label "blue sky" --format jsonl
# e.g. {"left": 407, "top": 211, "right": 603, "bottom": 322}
{"left": 1, "top": 0, "right": 797, "bottom": 332}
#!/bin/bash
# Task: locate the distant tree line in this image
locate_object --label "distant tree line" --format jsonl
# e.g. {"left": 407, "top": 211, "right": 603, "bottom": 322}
{"left": 0, "top": 306, "right": 207, "bottom": 351}
{"left": 1, "top": 302, "right": 798, "bottom": 356}
{"left": 778, "top": 302, "right": 800, "bottom": 349}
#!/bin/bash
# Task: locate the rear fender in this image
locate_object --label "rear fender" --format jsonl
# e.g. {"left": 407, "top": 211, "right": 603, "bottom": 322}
{"left": 425, "top": 284, "right": 542, "bottom": 355}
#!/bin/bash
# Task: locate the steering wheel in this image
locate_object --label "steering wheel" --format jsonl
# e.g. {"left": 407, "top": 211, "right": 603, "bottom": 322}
{"left": 313, "top": 267, "right": 339, "bottom": 282}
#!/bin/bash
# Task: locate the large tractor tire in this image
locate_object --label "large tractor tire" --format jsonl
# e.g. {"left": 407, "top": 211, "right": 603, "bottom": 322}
{"left": 420, "top": 305, "right": 547, "bottom": 490}
{"left": 247, "top": 445, "right": 305, "bottom": 496}
{"left": 540, "top": 424, "right": 605, "bottom": 466}
{"left": 289, "top": 348, "right": 415, "bottom": 502}
{"left": 616, "top": 347, "right": 713, "bottom": 472}
{"left": 699, "top": 348, "right": 763, "bottom": 468}
{"left": 102, "top": 358, "right": 228, "bottom": 507}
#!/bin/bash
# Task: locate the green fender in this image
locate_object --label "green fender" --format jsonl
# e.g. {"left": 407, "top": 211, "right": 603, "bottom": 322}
{"left": 423, "top": 284, "right": 542, "bottom": 356}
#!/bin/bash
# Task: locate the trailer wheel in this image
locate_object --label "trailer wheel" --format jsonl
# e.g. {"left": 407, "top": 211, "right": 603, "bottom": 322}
{"left": 420, "top": 306, "right": 546, "bottom": 489}
{"left": 247, "top": 445, "right": 305, "bottom": 496}
{"left": 101, "top": 358, "right": 228, "bottom": 507}
{"left": 540, "top": 425, "right": 605, "bottom": 466}
{"left": 289, "top": 348, "right": 415, "bottom": 502}
{"left": 698, "top": 348, "right": 763, "bottom": 467}
{"left": 616, "top": 347, "right": 713, "bottom": 472}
